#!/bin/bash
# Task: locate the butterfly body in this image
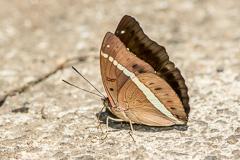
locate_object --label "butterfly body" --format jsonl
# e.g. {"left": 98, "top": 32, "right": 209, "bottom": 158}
{"left": 100, "top": 15, "right": 190, "bottom": 127}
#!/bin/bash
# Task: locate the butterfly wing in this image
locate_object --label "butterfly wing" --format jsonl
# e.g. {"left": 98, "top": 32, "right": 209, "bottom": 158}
{"left": 115, "top": 15, "right": 190, "bottom": 117}
{"left": 118, "top": 73, "right": 187, "bottom": 126}
{"left": 100, "top": 32, "right": 155, "bottom": 108}
{"left": 100, "top": 32, "right": 187, "bottom": 126}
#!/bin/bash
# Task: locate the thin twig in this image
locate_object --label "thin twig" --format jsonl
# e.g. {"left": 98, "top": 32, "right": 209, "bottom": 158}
{"left": 0, "top": 54, "right": 98, "bottom": 107}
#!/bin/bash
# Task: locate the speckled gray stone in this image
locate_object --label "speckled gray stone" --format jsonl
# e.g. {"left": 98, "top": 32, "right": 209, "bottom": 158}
{"left": 0, "top": 0, "right": 240, "bottom": 159}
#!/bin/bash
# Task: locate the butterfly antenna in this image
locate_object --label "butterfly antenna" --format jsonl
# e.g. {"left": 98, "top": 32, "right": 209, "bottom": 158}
{"left": 72, "top": 66, "right": 106, "bottom": 98}
{"left": 62, "top": 79, "right": 103, "bottom": 98}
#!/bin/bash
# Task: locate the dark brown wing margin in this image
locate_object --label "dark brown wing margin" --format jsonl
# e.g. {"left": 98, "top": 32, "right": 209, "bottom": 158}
{"left": 114, "top": 15, "right": 190, "bottom": 117}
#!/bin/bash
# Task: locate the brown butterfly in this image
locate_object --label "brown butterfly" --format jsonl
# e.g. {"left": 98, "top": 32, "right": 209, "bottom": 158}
{"left": 98, "top": 15, "right": 190, "bottom": 137}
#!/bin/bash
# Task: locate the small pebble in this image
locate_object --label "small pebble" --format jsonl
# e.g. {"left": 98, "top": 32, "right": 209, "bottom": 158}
{"left": 216, "top": 66, "right": 224, "bottom": 72}
{"left": 225, "top": 135, "right": 238, "bottom": 144}
{"left": 91, "top": 139, "right": 97, "bottom": 143}
{"left": 27, "top": 140, "right": 33, "bottom": 145}
{"left": 37, "top": 138, "right": 42, "bottom": 143}
{"left": 12, "top": 107, "right": 29, "bottom": 113}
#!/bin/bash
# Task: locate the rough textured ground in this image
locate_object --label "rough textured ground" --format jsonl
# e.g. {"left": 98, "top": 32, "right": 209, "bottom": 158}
{"left": 0, "top": 0, "right": 239, "bottom": 159}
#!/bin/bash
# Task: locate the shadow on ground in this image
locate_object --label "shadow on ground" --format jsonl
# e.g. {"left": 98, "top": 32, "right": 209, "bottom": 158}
{"left": 96, "top": 109, "right": 188, "bottom": 133}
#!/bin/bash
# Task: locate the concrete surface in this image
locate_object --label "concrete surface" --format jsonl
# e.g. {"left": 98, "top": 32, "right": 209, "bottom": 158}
{"left": 0, "top": 0, "right": 239, "bottom": 159}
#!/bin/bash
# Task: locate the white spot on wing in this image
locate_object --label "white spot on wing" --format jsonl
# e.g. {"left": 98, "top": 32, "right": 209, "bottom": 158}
{"left": 117, "top": 64, "right": 124, "bottom": 70}
{"left": 130, "top": 74, "right": 135, "bottom": 79}
{"left": 150, "top": 99, "right": 160, "bottom": 104}
{"left": 101, "top": 51, "right": 108, "bottom": 58}
{"left": 121, "top": 30, "right": 125, "bottom": 34}
{"left": 106, "top": 45, "right": 110, "bottom": 48}
{"left": 109, "top": 56, "right": 113, "bottom": 62}
{"left": 123, "top": 69, "right": 132, "bottom": 76}
{"left": 113, "top": 60, "right": 118, "bottom": 66}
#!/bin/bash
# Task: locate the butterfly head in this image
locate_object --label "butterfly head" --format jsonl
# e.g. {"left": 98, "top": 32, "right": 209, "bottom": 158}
{"left": 101, "top": 97, "right": 112, "bottom": 111}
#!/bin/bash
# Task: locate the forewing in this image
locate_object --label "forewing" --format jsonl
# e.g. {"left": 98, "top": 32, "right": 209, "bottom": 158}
{"left": 100, "top": 32, "right": 154, "bottom": 105}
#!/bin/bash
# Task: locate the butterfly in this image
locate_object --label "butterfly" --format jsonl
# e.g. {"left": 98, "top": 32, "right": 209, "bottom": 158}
{"left": 98, "top": 15, "right": 190, "bottom": 136}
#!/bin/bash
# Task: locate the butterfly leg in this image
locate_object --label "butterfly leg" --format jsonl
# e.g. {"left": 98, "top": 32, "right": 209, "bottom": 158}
{"left": 97, "top": 106, "right": 105, "bottom": 134}
{"left": 102, "top": 116, "right": 124, "bottom": 140}
{"left": 129, "top": 121, "right": 136, "bottom": 142}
